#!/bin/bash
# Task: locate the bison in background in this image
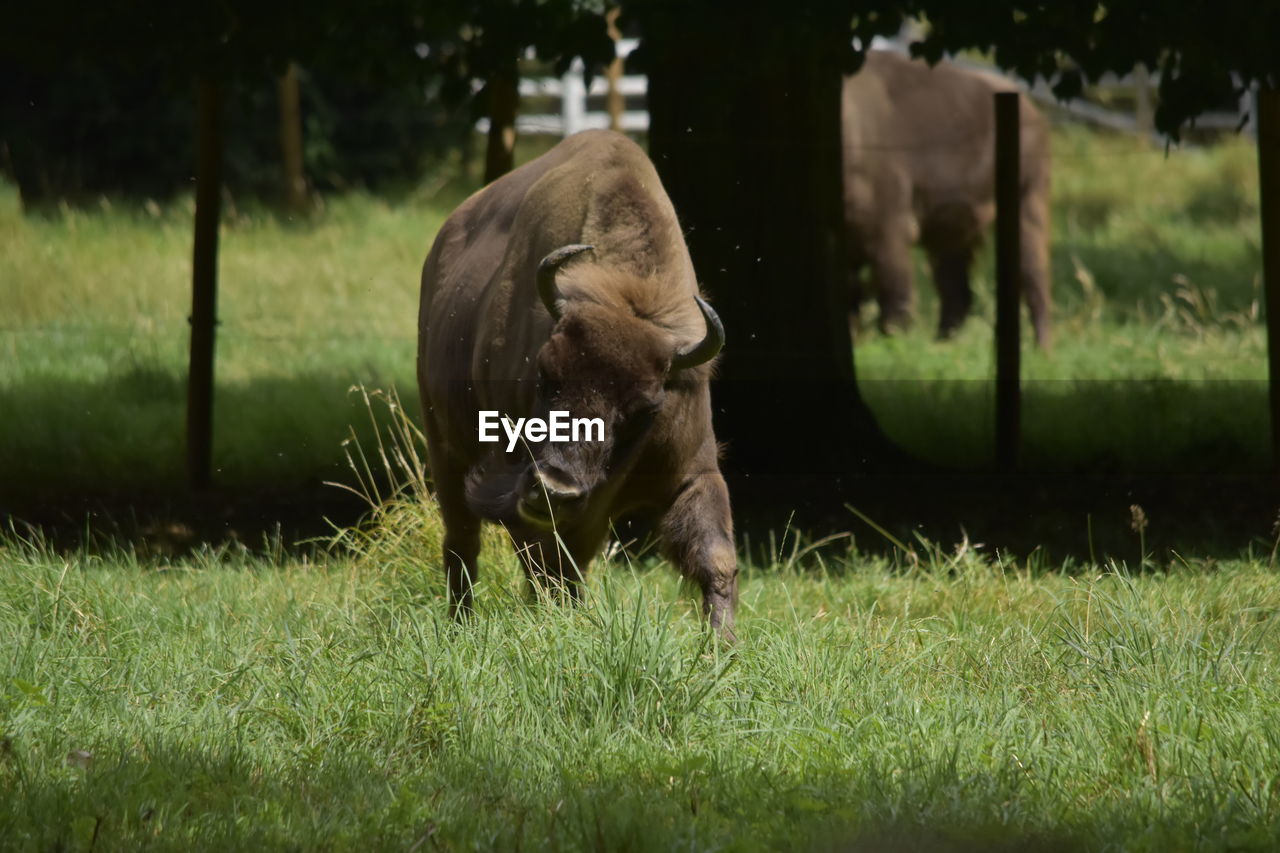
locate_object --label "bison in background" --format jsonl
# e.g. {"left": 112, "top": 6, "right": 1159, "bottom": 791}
{"left": 417, "top": 130, "right": 738, "bottom": 638}
{"left": 842, "top": 50, "right": 1053, "bottom": 348}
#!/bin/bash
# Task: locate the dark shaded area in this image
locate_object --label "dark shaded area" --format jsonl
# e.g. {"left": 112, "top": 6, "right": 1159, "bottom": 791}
{"left": 0, "top": 369, "right": 409, "bottom": 499}
{"left": 3, "top": 371, "right": 1275, "bottom": 564}
{"left": 1, "top": 58, "right": 471, "bottom": 208}
{"left": 714, "top": 377, "right": 1275, "bottom": 565}
{"left": 3, "top": 486, "right": 369, "bottom": 558}
{"left": 861, "top": 380, "right": 1269, "bottom": 473}
{"left": 8, "top": 469, "right": 1275, "bottom": 570}
{"left": 0, "top": 1, "right": 616, "bottom": 210}
{"left": 805, "top": 471, "right": 1276, "bottom": 567}
{"left": 0, "top": 369, "right": 407, "bottom": 553}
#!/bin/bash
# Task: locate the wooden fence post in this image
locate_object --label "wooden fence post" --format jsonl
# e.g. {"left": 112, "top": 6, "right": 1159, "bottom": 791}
{"left": 483, "top": 67, "right": 518, "bottom": 183}
{"left": 1133, "top": 64, "right": 1155, "bottom": 135}
{"left": 187, "top": 79, "right": 224, "bottom": 490}
{"left": 994, "top": 92, "right": 1022, "bottom": 472}
{"left": 993, "top": 92, "right": 1024, "bottom": 471}
{"left": 1258, "top": 88, "right": 1280, "bottom": 468}
{"left": 277, "top": 62, "right": 308, "bottom": 213}
{"left": 605, "top": 8, "right": 625, "bottom": 132}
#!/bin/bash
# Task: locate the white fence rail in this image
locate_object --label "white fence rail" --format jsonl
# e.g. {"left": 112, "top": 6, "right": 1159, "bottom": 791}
{"left": 474, "top": 39, "right": 648, "bottom": 136}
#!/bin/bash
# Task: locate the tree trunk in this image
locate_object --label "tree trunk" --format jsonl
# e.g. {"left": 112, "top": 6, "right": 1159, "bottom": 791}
{"left": 1133, "top": 64, "right": 1155, "bottom": 136}
{"left": 641, "top": 8, "right": 894, "bottom": 508}
{"left": 605, "top": 8, "right": 625, "bottom": 132}
{"left": 276, "top": 62, "right": 308, "bottom": 213}
{"left": 483, "top": 66, "right": 518, "bottom": 184}
{"left": 4, "top": 64, "right": 55, "bottom": 212}
{"left": 7, "top": 134, "right": 52, "bottom": 212}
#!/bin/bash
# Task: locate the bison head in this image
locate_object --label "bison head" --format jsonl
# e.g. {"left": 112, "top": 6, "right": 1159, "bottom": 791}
{"left": 504, "top": 244, "right": 723, "bottom": 529}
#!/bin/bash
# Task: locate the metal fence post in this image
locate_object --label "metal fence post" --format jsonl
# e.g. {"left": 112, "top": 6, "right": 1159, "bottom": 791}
{"left": 1258, "top": 88, "right": 1280, "bottom": 467}
{"left": 994, "top": 92, "right": 1022, "bottom": 472}
{"left": 187, "top": 79, "right": 223, "bottom": 490}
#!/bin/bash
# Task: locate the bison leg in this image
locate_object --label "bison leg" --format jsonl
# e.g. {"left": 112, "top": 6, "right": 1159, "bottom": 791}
{"left": 659, "top": 470, "right": 738, "bottom": 641}
{"left": 929, "top": 244, "right": 976, "bottom": 340}
{"left": 845, "top": 245, "right": 874, "bottom": 344}
{"left": 1021, "top": 190, "right": 1053, "bottom": 349}
{"left": 423, "top": 420, "right": 481, "bottom": 620}
{"left": 869, "top": 231, "right": 915, "bottom": 335}
{"left": 841, "top": 212, "right": 871, "bottom": 337}
{"left": 441, "top": 506, "right": 481, "bottom": 620}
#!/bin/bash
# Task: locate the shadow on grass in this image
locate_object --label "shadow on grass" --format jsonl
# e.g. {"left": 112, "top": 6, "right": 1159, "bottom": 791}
{"left": 710, "top": 378, "right": 1275, "bottom": 565}
{"left": 0, "top": 368, "right": 422, "bottom": 497}
{"left": 860, "top": 379, "right": 1268, "bottom": 475}
{"left": 0, "top": 369, "right": 421, "bottom": 551}
{"left": 1, "top": 371, "right": 1276, "bottom": 562}
{"left": 13, "top": 735, "right": 1233, "bottom": 852}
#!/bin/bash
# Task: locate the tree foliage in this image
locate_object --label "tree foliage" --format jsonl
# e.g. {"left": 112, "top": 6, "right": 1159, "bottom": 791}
{"left": 0, "top": 1, "right": 615, "bottom": 203}
{"left": 628, "top": 0, "right": 1276, "bottom": 140}
{"left": 905, "top": 1, "right": 1278, "bottom": 138}
{"left": 4, "top": 0, "right": 1274, "bottom": 206}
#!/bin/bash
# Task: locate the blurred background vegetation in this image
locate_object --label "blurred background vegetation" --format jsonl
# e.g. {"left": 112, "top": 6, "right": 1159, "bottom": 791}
{"left": 0, "top": 124, "right": 1266, "bottom": 499}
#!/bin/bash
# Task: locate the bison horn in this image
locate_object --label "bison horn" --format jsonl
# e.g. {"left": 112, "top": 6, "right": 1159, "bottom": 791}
{"left": 537, "top": 244, "right": 594, "bottom": 320}
{"left": 671, "top": 295, "right": 725, "bottom": 370}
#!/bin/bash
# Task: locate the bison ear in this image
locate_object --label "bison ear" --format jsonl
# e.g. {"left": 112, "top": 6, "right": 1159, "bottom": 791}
{"left": 537, "top": 244, "right": 594, "bottom": 320}
{"left": 671, "top": 295, "right": 725, "bottom": 370}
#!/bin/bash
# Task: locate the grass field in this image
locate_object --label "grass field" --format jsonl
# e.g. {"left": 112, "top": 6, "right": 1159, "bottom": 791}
{"left": 4, "top": 498, "right": 1280, "bottom": 850}
{"left": 0, "top": 125, "right": 1269, "bottom": 500}
{"left": 0, "top": 180, "right": 456, "bottom": 497}
{"left": 3, "top": 125, "right": 1278, "bottom": 849}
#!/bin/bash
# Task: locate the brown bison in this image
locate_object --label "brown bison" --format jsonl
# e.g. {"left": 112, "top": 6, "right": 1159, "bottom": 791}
{"left": 417, "top": 129, "right": 738, "bottom": 638}
{"left": 842, "top": 50, "right": 1053, "bottom": 347}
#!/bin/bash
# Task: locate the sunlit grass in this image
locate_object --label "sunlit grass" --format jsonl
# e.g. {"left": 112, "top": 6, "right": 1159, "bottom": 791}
{"left": 3, "top": 507, "right": 1280, "bottom": 850}
{"left": 0, "top": 182, "right": 453, "bottom": 495}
